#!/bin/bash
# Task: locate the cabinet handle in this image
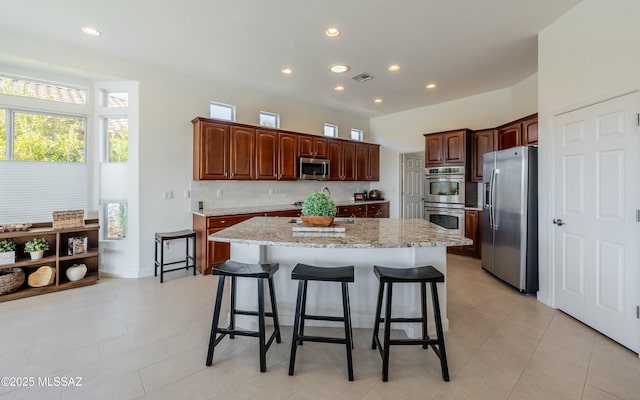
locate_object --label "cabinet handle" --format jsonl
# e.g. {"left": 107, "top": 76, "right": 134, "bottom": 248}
{"left": 220, "top": 220, "right": 226, "bottom": 224}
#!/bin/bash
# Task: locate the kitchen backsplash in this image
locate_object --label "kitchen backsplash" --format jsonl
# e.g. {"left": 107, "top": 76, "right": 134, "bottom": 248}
{"left": 191, "top": 181, "right": 372, "bottom": 210}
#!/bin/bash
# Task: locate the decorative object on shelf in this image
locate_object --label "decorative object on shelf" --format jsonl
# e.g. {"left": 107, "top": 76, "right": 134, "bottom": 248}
{"left": 0, "top": 222, "right": 32, "bottom": 233}
{"left": 65, "top": 263, "right": 87, "bottom": 282}
{"left": 0, "top": 239, "right": 17, "bottom": 266}
{"left": 67, "top": 237, "right": 88, "bottom": 255}
{"left": 0, "top": 268, "right": 24, "bottom": 295}
{"left": 300, "top": 192, "right": 337, "bottom": 227}
{"left": 27, "top": 266, "right": 55, "bottom": 287}
{"left": 52, "top": 210, "right": 84, "bottom": 229}
{"left": 24, "top": 237, "right": 50, "bottom": 260}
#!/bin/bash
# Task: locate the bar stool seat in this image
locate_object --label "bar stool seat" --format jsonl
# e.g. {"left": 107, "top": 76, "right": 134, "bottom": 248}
{"left": 289, "top": 263, "right": 355, "bottom": 381}
{"left": 154, "top": 229, "right": 196, "bottom": 283}
{"left": 372, "top": 265, "right": 449, "bottom": 382}
{"left": 206, "top": 260, "right": 281, "bottom": 372}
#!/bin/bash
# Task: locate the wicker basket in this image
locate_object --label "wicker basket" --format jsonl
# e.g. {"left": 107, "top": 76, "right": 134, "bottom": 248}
{"left": 0, "top": 268, "right": 25, "bottom": 295}
{"left": 28, "top": 266, "right": 56, "bottom": 287}
{"left": 52, "top": 210, "right": 84, "bottom": 229}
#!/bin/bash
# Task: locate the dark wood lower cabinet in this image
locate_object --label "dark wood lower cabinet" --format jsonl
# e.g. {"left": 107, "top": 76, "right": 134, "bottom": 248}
{"left": 447, "top": 210, "right": 481, "bottom": 258}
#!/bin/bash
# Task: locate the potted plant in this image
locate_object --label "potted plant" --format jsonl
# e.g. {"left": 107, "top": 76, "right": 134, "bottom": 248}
{"left": 300, "top": 192, "right": 337, "bottom": 227}
{"left": 0, "top": 239, "right": 17, "bottom": 266}
{"left": 24, "top": 237, "right": 50, "bottom": 260}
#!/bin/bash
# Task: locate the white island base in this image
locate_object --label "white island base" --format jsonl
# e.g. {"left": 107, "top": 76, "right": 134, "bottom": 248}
{"left": 226, "top": 242, "right": 447, "bottom": 338}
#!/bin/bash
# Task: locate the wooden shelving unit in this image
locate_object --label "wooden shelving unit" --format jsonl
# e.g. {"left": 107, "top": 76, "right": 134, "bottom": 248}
{"left": 0, "top": 219, "right": 100, "bottom": 302}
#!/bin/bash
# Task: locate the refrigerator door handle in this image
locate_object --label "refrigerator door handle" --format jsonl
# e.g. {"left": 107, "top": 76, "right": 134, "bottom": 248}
{"left": 490, "top": 168, "right": 499, "bottom": 230}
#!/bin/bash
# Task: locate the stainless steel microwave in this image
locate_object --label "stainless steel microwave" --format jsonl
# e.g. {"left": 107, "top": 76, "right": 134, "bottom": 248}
{"left": 299, "top": 157, "right": 330, "bottom": 180}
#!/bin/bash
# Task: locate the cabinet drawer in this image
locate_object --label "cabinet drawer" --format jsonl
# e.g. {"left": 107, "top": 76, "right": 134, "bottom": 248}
{"left": 337, "top": 205, "right": 366, "bottom": 216}
{"left": 206, "top": 214, "right": 257, "bottom": 228}
{"left": 367, "top": 203, "right": 382, "bottom": 212}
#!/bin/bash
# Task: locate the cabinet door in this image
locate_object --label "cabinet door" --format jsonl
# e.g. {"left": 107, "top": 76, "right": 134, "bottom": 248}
{"left": 443, "top": 131, "right": 465, "bottom": 165}
{"left": 368, "top": 144, "right": 380, "bottom": 181}
{"left": 313, "top": 138, "right": 327, "bottom": 158}
{"left": 465, "top": 210, "right": 481, "bottom": 258}
{"left": 471, "top": 129, "right": 496, "bottom": 182}
{"left": 497, "top": 122, "right": 521, "bottom": 150}
{"left": 327, "top": 140, "right": 342, "bottom": 180}
{"left": 278, "top": 132, "right": 298, "bottom": 180}
{"left": 230, "top": 126, "right": 255, "bottom": 180}
{"left": 341, "top": 141, "right": 356, "bottom": 181}
{"left": 195, "top": 121, "right": 229, "bottom": 180}
{"left": 425, "top": 134, "right": 444, "bottom": 167}
{"left": 298, "top": 135, "right": 313, "bottom": 157}
{"left": 208, "top": 228, "right": 230, "bottom": 268}
{"left": 522, "top": 114, "right": 538, "bottom": 145}
{"left": 255, "top": 129, "right": 278, "bottom": 180}
{"left": 355, "top": 143, "right": 369, "bottom": 181}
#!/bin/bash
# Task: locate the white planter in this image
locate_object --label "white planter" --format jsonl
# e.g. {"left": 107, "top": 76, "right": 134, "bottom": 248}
{"left": 66, "top": 263, "right": 87, "bottom": 282}
{"left": 29, "top": 251, "right": 44, "bottom": 260}
{"left": 0, "top": 251, "right": 15, "bottom": 265}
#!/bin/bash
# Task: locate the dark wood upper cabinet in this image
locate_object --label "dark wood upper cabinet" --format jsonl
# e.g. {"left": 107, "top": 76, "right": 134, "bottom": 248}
{"left": 471, "top": 129, "right": 496, "bottom": 182}
{"left": 255, "top": 129, "right": 278, "bottom": 180}
{"left": 341, "top": 141, "right": 356, "bottom": 181}
{"left": 229, "top": 126, "right": 255, "bottom": 180}
{"left": 424, "top": 129, "right": 469, "bottom": 167}
{"left": 193, "top": 119, "right": 229, "bottom": 180}
{"left": 355, "top": 143, "right": 368, "bottom": 181}
{"left": 522, "top": 114, "right": 538, "bottom": 145}
{"left": 298, "top": 135, "right": 327, "bottom": 158}
{"left": 497, "top": 122, "right": 521, "bottom": 150}
{"left": 368, "top": 144, "right": 380, "bottom": 181}
{"left": 327, "top": 140, "right": 342, "bottom": 180}
{"left": 278, "top": 132, "right": 298, "bottom": 180}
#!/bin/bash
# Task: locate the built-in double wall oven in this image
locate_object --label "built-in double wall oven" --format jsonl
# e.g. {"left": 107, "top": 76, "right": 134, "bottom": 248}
{"left": 424, "top": 166, "right": 466, "bottom": 236}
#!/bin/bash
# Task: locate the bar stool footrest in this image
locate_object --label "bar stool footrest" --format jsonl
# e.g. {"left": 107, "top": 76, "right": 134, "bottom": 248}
{"left": 302, "top": 314, "right": 345, "bottom": 322}
{"left": 376, "top": 317, "right": 425, "bottom": 324}
{"left": 298, "top": 335, "right": 348, "bottom": 345}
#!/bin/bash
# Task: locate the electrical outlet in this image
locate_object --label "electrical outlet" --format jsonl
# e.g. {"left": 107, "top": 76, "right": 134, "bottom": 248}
{"left": 216, "top": 189, "right": 223, "bottom": 197}
{"left": 268, "top": 188, "right": 274, "bottom": 196}
{"left": 184, "top": 190, "right": 190, "bottom": 198}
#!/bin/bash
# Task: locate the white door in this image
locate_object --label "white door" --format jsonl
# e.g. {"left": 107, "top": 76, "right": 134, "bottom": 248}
{"left": 401, "top": 152, "right": 424, "bottom": 219}
{"left": 553, "top": 91, "right": 640, "bottom": 353}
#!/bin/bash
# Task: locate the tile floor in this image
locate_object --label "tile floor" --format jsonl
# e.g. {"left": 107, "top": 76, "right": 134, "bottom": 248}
{"left": 0, "top": 255, "right": 638, "bottom": 400}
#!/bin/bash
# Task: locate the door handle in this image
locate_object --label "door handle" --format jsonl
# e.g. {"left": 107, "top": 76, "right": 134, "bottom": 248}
{"left": 552, "top": 218, "right": 565, "bottom": 226}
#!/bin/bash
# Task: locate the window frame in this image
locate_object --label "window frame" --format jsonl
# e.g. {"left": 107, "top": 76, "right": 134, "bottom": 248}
{"left": 259, "top": 111, "right": 280, "bottom": 128}
{"left": 210, "top": 101, "right": 236, "bottom": 122}
{"left": 0, "top": 73, "right": 88, "bottom": 105}
{"left": 351, "top": 128, "right": 364, "bottom": 141}
{"left": 324, "top": 123, "right": 338, "bottom": 138}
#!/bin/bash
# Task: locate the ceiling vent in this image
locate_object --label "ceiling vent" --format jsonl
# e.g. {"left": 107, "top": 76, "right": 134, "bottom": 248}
{"left": 350, "top": 72, "right": 374, "bottom": 83}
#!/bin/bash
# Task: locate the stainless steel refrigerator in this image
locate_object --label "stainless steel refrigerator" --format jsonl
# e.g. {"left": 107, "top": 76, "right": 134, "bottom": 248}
{"left": 482, "top": 146, "right": 538, "bottom": 293}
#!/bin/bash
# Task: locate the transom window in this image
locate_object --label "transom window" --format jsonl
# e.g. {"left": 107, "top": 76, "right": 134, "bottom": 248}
{"left": 324, "top": 123, "right": 338, "bottom": 137}
{"left": 259, "top": 111, "right": 280, "bottom": 128}
{"left": 210, "top": 101, "right": 235, "bottom": 121}
{"left": 0, "top": 75, "right": 87, "bottom": 105}
{"left": 351, "top": 128, "right": 363, "bottom": 141}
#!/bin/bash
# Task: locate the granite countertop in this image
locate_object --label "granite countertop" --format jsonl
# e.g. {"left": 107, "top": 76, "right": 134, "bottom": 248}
{"left": 209, "top": 217, "right": 472, "bottom": 248}
{"left": 193, "top": 200, "right": 389, "bottom": 217}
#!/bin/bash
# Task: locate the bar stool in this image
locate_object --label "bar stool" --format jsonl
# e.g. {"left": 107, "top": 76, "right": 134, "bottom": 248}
{"left": 206, "top": 260, "right": 281, "bottom": 372}
{"left": 371, "top": 265, "right": 449, "bottom": 382}
{"left": 288, "top": 263, "right": 355, "bottom": 381}
{"left": 154, "top": 229, "right": 196, "bottom": 283}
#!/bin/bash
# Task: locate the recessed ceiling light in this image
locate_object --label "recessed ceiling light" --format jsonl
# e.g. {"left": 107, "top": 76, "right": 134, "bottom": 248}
{"left": 374, "top": 98, "right": 383, "bottom": 103}
{"left": 334, "top": 85, "right": 344, "bottom": 91}
{"left": 281, "top": 67, "right": 293, "bottom": 74}
{"left": 388, "top": 65, "right": 400, "bottom": 72}
{"left": 325, "top": 27, "right": 340, "bottom": 37}
{"left": 329, "top": 64, "right": 350, "bottom": 73}
{"left": 81, "top": 26, "right": 101, "bottom": 36}
{"left": 426, "top": 83, "right": 437, "bottom": 89}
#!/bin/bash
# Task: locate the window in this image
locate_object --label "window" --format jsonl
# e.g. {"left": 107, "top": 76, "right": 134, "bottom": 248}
{"left": 106, "top": 202, "right": 127, "bottom": 239}
{"left": 351, "top": 128, "right": 363, "bottom": 141}
{"left": 106, "top": 118, "right": 128, "bottom": 162}
{"left": 259, "top": 111, "right": 280, "bottom": 128}
{"left": 324, "top": 123, "right": 338, "bottom": 137}
{"left": 105, "top": 91, "right": 128, "bottom": 107}
{"left": 0, "top": 75, "right": 87, "bottom": 105}
{"left": 210, "top": 102, "right": 235, "bottom": 121}
{"left": 2, "top": 109, "right": 86, "bottom": 162}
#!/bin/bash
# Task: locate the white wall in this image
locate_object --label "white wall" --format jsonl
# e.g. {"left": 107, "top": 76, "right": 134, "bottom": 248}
{"left": 0, "top": 28, "right": 368, "bottom": 277}
{"left": 369, "top": 80, "right": 538, "bottom": 217}
{"left": 537, "top": 0, "right": 640, "bottom": 305}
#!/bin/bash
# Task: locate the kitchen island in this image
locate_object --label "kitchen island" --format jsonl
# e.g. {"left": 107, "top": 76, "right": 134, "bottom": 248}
{"left": 209, "top": 217, "right": 471, "bottom": 337}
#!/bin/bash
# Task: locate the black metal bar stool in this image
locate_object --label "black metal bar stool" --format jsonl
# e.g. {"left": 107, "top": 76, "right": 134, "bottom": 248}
{"left": 288, "top": 263, "right": 355, "bottom": 381}
{"left": 206, "top": 260, "right": 281, "bottom": 372}
{"left": 371, "top": 265, "right": 449, "bottom": 382}
{"left": 154, "top": 229, "right": 196, "bottom": 283}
